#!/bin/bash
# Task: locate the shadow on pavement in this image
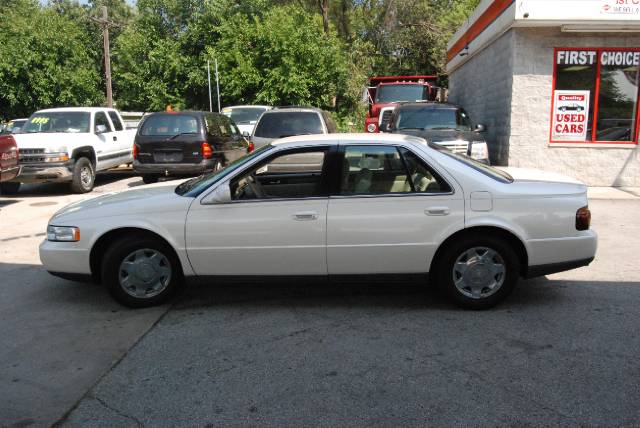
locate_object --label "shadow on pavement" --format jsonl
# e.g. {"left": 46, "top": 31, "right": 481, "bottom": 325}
{"left": 0, "top": 168, "right": 139, "bottom": 198}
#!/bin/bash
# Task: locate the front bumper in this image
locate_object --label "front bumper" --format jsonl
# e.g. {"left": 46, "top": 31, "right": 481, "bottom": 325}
{"left": 0, "top": 164, "right": 21, "bottom": 182}
{"left": 133, "top": 159, "right": 217, "bottom": 176}
{"left": 39, "top": 239, "right": 91, "bottom": 276}
{"left": 10, "top": 161, "right": 74, "bottom": 183}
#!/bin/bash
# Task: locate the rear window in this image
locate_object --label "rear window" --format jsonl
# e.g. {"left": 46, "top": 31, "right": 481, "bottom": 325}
{"left": 430, "top": 143, "right": 512, "bottom": 183}
{"left": 253, "top": 112, "right": 323, "bottom": 138}
{"left": 222, "top": 107, "right": 267, "bottom": 124}
{"left": 140, "top": 114, "right": 200, "bottom": 136}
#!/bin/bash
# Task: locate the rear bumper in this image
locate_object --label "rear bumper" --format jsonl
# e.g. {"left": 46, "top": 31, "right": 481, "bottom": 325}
{"left": 133, "top": 159, "right": 217, "bottom": 175}
{"left": 525, "top": 230, "right": 597, "bottom": 277}
{"left": 525, "top": 257, "right": 594, "bottom": 278}
{"left": 10, "top": 162, "right": 73, "bottom": 183}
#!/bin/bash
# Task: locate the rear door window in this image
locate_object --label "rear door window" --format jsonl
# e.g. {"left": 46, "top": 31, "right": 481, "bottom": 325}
{"left": 140, "top": 114, "right": 200, "bottom": 136}
{"left": 108, "top": 111, "right": 124, "bottom": 131}
{"left": 94, "top": 112, "right": 112, "bottom": 132}
{"left": 253, "top": 112, "right": 323, "bottom": 138}
{"left": 339, "top": 145, "right": 451, "bottom": 195}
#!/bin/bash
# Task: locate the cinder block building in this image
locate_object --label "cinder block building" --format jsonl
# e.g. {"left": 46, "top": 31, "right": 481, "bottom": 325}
{"left": 446, "top": 0, "right": 640, "bottom": 186}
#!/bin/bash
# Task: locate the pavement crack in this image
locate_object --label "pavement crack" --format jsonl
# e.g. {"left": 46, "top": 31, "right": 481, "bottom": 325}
{"left": 90, "top": 394, "right": 144, "bottom": 428}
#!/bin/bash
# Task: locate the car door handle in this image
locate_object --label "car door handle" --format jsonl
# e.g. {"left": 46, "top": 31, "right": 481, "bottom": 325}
{"left": 425, "top": 207, "right": 450, "bottom": 216}
{"left": 293, "top": 211, "right": 318, "bottom": 221}
{"left": 113, "top": 136, "right": 117, "bottom": 141}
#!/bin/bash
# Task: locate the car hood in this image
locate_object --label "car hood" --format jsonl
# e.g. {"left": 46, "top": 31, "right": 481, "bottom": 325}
{"left": 50, "top": 184, "right": 192, "bottom": 222}
{"left": 393, "top": 128, "right": 482, "bottom": 143}
{"left": 13, "top": 132, "right": 92, "bottom": 149}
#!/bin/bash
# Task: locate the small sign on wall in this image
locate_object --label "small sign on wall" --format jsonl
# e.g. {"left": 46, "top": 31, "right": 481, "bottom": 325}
{"left": 551, "top": 90, "right": 590, "bottom": 141}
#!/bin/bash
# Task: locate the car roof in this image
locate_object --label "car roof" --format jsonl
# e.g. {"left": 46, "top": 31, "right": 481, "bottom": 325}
{"left": 224, "top": 105, "right": 272, "bottom": 110}
{"left": 36, "top": 107, "right": 118, "bottom": 113}
{"left": 270, "top": 106, "right": 324, "bottom": 113}
{"left": 271, "top": 133, "right": 427, "bottom": 147}
{"left": 396, "top": 102, "right": 459, "bottom": 110}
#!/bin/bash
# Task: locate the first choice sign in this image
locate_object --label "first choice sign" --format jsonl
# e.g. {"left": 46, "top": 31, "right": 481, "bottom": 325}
{"left": 552, "top": 90, "right": 590, "bottom": 141}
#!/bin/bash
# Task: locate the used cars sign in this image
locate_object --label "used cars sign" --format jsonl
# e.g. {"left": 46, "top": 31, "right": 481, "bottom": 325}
{"left": 552, "top": 90, "right": 590, "bottom": 141}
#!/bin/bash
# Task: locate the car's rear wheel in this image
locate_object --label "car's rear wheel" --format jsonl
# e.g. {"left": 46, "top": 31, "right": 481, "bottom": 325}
{"left": 102, "top": 236, "right": 182, "bottom": 308}
{"left": 0, "top": 182, "right": 21, "bottom": 195}
{"left": 142, "top": 175, "right": 159, "bottom": 184}
{"left": 70, "top": 157, "right": 95, "bottom": 193}
{"left": 435, "top": 235, "right": 519, "bottom": 309}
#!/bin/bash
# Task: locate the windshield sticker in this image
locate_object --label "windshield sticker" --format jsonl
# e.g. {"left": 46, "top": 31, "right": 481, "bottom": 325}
{"left": 31, "top": 117, "right": 50, "bottom": 124}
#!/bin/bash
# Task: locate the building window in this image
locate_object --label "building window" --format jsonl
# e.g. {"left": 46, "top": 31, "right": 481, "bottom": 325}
{"left": 551, "top": 48, "right": 640, "bottom": 144}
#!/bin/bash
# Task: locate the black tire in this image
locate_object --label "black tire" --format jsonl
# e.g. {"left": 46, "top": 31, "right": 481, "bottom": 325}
{"left": 434, "top": 234, "right": 520, "bottom": 310}
{"left": 142, "top": 175, "right": 159, "bottom": 184}
{"left": 102, "top": 236, "right": 183, "bottom": 308}
{"left": 0, "top": 182, "right": 21, "bottom": 195}
{"left": 70, "top": 157, "right": 95, "bottom": 193}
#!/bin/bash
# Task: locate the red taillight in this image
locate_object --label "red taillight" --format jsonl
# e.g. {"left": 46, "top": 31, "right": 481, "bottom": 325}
{"left": 132, "top": 144, "right": 138, "bottom": 160}
{"left": 247, "top": 141, "right": 254, "bottom": 153}
{"left": 576, "top": 206, "right": 591, "bottom": 230}
{"left": 201, "top": 142, "right": 213, "bottom": 159}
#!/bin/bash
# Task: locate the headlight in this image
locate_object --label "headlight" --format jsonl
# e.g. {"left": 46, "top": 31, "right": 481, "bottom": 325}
{"left": 469, "top": 141, "right": 489, "bottom": 161}
{"left": 44, "top": 153, "right": 70, "bottom": 162}
{"left": 366, "top": 123, "right": 377, "bottom": 133}
{"left": 47, "top": 225, "right": 80, "bottom": 242}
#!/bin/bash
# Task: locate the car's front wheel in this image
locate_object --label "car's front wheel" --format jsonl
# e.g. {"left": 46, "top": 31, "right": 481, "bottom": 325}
{"left": 70, "top": 157, "right": 95, "bottom": 193}
{"left": 102, "top": 236, "right": 183, "bottom": 308}
{"left": 435, "top": 235, "right": 519, "bottom": 309}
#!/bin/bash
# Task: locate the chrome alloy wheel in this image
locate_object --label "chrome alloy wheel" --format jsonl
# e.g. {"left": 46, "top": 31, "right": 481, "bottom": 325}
{"left": 452, "top": 247, "right": 506, "bottom": 299}
{"left": 80, "top": 166, "right": 93, "bottom": 188}
{"left": 118, "top": 249, "right": 172, "bottom": 298}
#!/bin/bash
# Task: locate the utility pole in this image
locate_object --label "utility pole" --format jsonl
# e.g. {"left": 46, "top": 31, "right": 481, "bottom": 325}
{"left": 91, "top": 6, "right": 119, "bottom": 108}
{"left": 207, "top": 61, "right": 212, "bottom": 112}
{"left": 215, "top": 58, "right": 221, "bottom": 113}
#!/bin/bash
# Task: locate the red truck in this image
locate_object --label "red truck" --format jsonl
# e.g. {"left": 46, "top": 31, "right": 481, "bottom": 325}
{"left": 364, "top": 75, "right": 438, "bottom": 133}
{"left": 0, "top": 134, "right": 20, "bottom": 194}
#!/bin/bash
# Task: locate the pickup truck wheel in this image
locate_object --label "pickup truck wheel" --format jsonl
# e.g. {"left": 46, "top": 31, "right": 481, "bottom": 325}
{"left": 102, "top": 236, "right": 182, "bottom": 308}
{"left": 70, "top": 157, "right": 95, "bottom": 193}
{"left": 435, "top": 235, "right": 519, "bottom": 310}
{"left": 142, "top": 175, "right": 159, "bottom": 184}
{"left": 0, "top": 182, "right": 21, "bottom": 195}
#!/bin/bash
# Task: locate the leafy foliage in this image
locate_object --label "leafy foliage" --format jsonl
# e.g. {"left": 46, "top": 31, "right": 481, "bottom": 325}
{"left": 0, "top": 0, "right": 104, "bottom": 118}
{"left": 0, "top": 0, "right": 480, "bottom": 121}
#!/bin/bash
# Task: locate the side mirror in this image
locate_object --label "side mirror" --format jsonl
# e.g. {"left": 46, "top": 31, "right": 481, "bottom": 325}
{"left": 202, "top": 182, "right": 232, "bottom": 204}
{"left": 95, "top": 124, "right": 108, "bottom": 134}
{"left": 379, "top": 123, "right": 389, "bottom": 133}
{"left": 475, "top": 124, "right": 486, "bottom": 132}
{"left": 242, "top": 131, "right": 250, "bottom": 137}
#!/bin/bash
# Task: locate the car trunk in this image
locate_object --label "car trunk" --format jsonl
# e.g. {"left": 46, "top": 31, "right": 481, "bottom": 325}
{"left": 136, "top": 134, "right": 205, "bottom": 164}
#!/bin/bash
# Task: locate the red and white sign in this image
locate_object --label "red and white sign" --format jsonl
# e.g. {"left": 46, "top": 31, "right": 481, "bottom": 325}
{"left": 552, "top": 90, "right": 590, "bottom": 141}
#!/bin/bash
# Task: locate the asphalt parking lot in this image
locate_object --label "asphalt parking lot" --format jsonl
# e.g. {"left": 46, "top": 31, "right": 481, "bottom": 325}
{"left": 1, "top": 171, "right": 639, "bottom": 427}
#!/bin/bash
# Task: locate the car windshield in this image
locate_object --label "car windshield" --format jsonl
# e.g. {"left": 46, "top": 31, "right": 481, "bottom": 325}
{"left": 395, "top": 107, "right": 472, "bottom": 131}
{"left": 375, "top": 84, "right": 426, "bottom": 103}
{"left": 175, "top": 145, "right": 273, "bottom": 197}
{"left": 253, "top": 112, "right": 323, "bottom": 139}
{"left": 222, "top": 107, "right": 267, "bottom": 124}
{"left": 21, "top": 112, "right": 90, "bottom": 134}
{"left": 140, "top": 114, "right": 199, "bottom": 136}
{"left": 429, "top": 143, "right": 512, "bottom": 183}
{"left": 1, "top": 120, "right": 26, "bottom": 134}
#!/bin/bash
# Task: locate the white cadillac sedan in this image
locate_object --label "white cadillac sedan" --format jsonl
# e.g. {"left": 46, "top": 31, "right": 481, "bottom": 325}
{"left": 40, "top": 134, "right": 597, "bottom": 309}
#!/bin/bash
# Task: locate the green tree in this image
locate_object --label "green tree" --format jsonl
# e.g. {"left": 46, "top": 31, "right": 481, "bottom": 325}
{"left": 0, "top": 0, "right": 103, "bottom": 119}
{"left": 208, "top": 5, "right": 349, "bottom": 109}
